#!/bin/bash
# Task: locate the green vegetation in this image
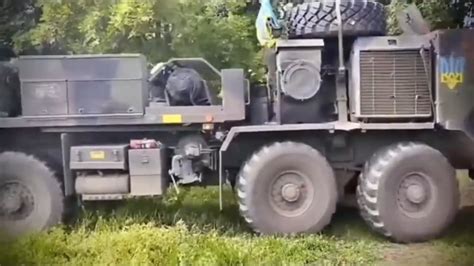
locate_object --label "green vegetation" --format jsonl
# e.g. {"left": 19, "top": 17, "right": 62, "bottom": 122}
{"left": 9, "top": 0, "right": 265, "bottom": 82}
{"left": 1, "top": 1, "right": 474, "bottom": 265}
{"left": 3, "top": 0, "right": 473, "bottom": 82}
{"left": 385, "top": 0, "right": 472, "bottom": 34}
{"left": 0, "top": 188, "right": 379, "bottom": 265}
{"left": 1, "top": 182, "right": 473, "bottom": 265}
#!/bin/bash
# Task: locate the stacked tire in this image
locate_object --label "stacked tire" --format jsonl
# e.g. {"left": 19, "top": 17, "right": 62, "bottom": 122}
{"left": 286, "top": 0, "right": 387, "bottom": 38}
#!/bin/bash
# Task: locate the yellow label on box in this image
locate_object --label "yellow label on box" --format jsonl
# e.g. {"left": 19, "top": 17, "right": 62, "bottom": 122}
{"left": 162, "top": 114, "right": 183, "bottom": 124}
{"left": 90, "top": 151, "right": 105, "bottom": 160}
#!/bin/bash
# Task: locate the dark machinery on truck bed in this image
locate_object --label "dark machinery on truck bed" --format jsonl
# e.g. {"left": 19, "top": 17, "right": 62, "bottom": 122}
{"left": 0, "top": 1, "right": 473, "bottom": 244}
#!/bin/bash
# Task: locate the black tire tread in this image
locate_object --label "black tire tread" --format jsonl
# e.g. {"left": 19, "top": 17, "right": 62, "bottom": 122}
{"left": 237, "top": 141, "right": 337, "bottom": 234}
{"left": 356, "top": 142, "right": 460, "bottom": 243}
{"left": 0, "top": 152, "right": 64, "bottom": 237}
{"left": 288, "top": 0, "right": 386, "bottom": 38}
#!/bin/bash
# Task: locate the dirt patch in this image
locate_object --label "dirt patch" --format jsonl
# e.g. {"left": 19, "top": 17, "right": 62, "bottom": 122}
{"left": 381, "top": 207, "right": 474, "bottom": 266}
{"left": 382, "top": 244, "right": 456, "bottom": 266}
{"left": 380, "top": 179, "right": 474, "bottom": 266}
{"left": 461, "top": 181, "right": 474, "bottom": 207}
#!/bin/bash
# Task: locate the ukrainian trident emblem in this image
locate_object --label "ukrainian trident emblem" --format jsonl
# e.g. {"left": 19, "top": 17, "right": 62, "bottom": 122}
{"left": 440, "top": 55, "right": 466, "bottom": 90}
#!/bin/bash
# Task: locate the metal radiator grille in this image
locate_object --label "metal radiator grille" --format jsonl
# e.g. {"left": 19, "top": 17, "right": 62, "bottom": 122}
{"left": 359, "top": 50, "right": 432, "bottom": 118}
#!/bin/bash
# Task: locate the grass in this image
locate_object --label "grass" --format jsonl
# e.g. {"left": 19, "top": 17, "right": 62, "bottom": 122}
{"left": 0, "top": 175, "right": 473, "bottom": 265}
{"left": 0, "top": 188, "right": 379, "bottom": 265}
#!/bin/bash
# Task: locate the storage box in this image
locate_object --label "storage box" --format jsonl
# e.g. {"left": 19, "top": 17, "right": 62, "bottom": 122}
{"left": 18, "top": 54, "right": 148, "bottom": 116}
{"left": 129, "top": 148, "right": 169, "bottom": 196}
{"left": 70, "top": 144, "right": 129, "bottom": 170}
{"left": 129, "top": 148, "right": 165, "bottom": 175}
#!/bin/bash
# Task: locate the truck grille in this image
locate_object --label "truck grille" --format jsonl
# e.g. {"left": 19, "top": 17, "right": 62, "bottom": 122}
{"left": 359, "top": 50, "right": 432, "bottom": 118}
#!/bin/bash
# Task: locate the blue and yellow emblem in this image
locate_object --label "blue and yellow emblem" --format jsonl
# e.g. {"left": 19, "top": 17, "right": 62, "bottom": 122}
{"left": 440, "top": 55, "right": 466, "bottom": 90}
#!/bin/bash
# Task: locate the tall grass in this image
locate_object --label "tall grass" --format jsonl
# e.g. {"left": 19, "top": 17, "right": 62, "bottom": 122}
{"left": 0, "top": 188, "right": 379, "bottom": 265}
{"left": 1, "top": 175, "right": 473, "bottom": 265}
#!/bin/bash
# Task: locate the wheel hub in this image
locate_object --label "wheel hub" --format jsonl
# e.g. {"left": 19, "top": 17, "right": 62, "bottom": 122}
{"left": 0, "top": 182, "right": 34, "bottom": 220}
{"left": 0, "top": 190, "right": 22, "bottom": 214}
{"left": 397, "top": 173, "right": 432, "bottom": 217}
{"left": 269, "top": 171, "right": 313, "bottom": 217}
{"left": 281, "top": 183, "right": 301, "bottom": 202}
{"left": 406, "top": 183, "right": 426, "bottom": 204}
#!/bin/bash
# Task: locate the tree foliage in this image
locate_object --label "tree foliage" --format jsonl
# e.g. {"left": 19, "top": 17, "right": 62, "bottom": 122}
{"left": 387, "top": 0, "right": 473, "bottom": 34}
{"left": 5, "top": 0, "right": 474, "bottom": 81}
{"left": 0, "top": 0, "right": 38, "bottom": 48}
{"left": 13, "top": 0, "right": 263, "bottom": 80}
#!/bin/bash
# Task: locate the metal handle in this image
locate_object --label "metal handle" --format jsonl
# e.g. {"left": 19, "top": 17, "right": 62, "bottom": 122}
{"left": 245, "top": 79, "right": 251, "bottom": 105}
{"left": 112, "top": 150, "right": 120, "bottom": 162}
{"left": 336, "top": 0, "right": 344, "bottom": 71}
{"left": 75, "top": 150, "right": 82, "bottom": 162}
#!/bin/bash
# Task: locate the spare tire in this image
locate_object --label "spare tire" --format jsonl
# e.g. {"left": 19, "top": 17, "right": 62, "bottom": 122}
{"left": 288, "top": 0, "right": 387, "bottom": 38}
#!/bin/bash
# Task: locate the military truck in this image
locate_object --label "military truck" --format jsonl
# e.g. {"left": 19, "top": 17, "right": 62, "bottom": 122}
{"left": 0, "top": 1, "right": 473, "bottom": 244}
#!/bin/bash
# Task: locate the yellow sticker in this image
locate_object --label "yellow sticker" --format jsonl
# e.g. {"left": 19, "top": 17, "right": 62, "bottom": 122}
{"left": 90, "top": 151, "right": 105, "bottom": 160}
{"left": 162, "top": 114, "right": 183, "bottom": 124}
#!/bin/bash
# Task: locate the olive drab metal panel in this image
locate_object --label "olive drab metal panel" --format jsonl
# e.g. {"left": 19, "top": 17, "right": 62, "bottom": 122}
{"left": 75, "top": 174, "right": 130, "bottom": 195}
{"left": 68, "top": 80, "right": 144, "bottom": 115}
{"left": 129, "top": 148, "right": 163, "bottom": 176}
{"left": 276, "top": 39, "right": 324, "bottom": 101}
{"left": 129, "top": 148, "right": 168, "bottom": 196}
{"left": 21, "top": 82, "right": 68, "bottom": 116}
{"left": 18, "top": 57, "right": 69, "bottom": 116}
{"left": 18, "top": 54, "right": 147, "bottom": 116}
{"left": 69, "top": 144, "right": 129, "bottom": 170}
{"left": 434, "top": 29, "right": 474, "bottom": 138}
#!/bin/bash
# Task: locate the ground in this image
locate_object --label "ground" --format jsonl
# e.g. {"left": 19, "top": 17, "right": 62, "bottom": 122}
{"left": 377, "top": 173, "right": 474, "bottom": 266}
{"left": 0, "top": 174, "right": 473, "bottom": 265}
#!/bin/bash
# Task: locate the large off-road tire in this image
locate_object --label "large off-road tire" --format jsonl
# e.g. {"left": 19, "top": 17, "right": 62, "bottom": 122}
{"left": 237, "top": 142, "right": 338, "bottom": 235}
{"left": 357, "top": 142, "right": 460, "bottom": 243}
{"left": 0, "top": 152, "right": 64, "bottom": 238}
{"left": 288, "top": 0, "right": 387, "bottom": 38}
